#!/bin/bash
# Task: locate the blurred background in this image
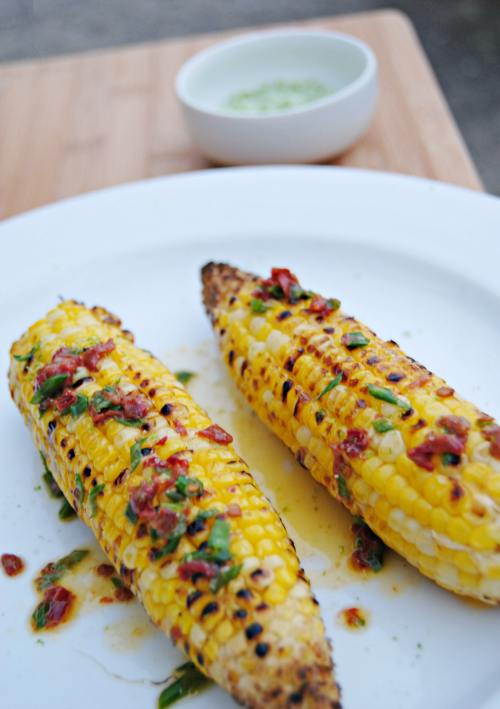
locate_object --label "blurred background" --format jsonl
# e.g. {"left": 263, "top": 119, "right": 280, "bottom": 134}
{"left": 1, "top": 0, "right": 499, "bottom": 195}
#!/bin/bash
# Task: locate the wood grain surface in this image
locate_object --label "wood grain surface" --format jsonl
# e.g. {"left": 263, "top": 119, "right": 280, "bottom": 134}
{"left": 0, "top": 9, "right": 483, "bottom": 220}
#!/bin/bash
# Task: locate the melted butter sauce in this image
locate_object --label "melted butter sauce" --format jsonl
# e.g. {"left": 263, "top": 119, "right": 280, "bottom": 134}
{"left": 165, "top": 340, "right": 418, "bottom": 595}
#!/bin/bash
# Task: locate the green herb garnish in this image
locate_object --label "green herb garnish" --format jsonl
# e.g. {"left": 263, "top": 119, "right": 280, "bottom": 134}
{"left": 130, "top": 438, "right": 147, "bottom": 473}
{"left": 442, "top": 452, "right": 461, "bottom": 467}
{"left": 208, "top": 519, "right": 230, "bottom": 553}
{"left": 326, "top": 298, "right": 340, "bottom": 311}
{"left": 209, "top": 563, "right": 243, "bottom": 594}
{"left": 124, "top": 501, "right": 139, "bottom": 526}
{"left": 14, "top": 342, "right": 40, "bottom": 362}
{"left": 158, "top": 662, "right": 212, "bottom": 709}
{"left": 71, "top": 393, "right": 88, "bottom": 418}
{"left": 366, "top": 384, "right": 411, "bottom": 411}
{"left": 75, "top": 473, "right": 84, "bottom": 505}
{"left": 195, "top": 508, "right": 218, "bottom": 522}
{"left": 337, "top": 474, "right": 350, "bottom": 501}
{"left": 90, "top": 390, "right": 121, "bottom": 414}
{"left": 250, "top": 299, "right": 270, "bottom": 314}
{"left": 315, "top": 372, "right": 342, "bottom": 401}
{"left": 35, "top": 549, "right": 89, "bottom": 591}
{"left": 182, "top": 550, "right": 233, "bottom": 565}
{"left": 32, "top": 601, "right": 49, "bottom": 631}
{"left": 175, "top": 476, "right": 204, "bottom": 498}
{"left": 175, "top": 372, "right": 196, "bottom": 385}
{"left": 343, "top": 332, "right": 370, "bottom": 349}
{"left": 372, "top": 418, "right": 395, "bottom": 433}
{"left": 40, "top": 453, "right": 63, "bottom": 498}
{"left": 111, "top": 577, "right": 123, "bottom": 589}
{"left": 316, "top": 409, "right": 326, "bottom": 424}
{"left": 113, "top": 417, "right": 147, "bottom": 427}
{"left": 58, "top": 499, "right": 76, "bottom": 520}
{"left": 267, "top": 284, "right": 285, "bottom": 299}
{"left": 89, "top": 483, "right": 105, "bottom": 518}
{"left": 30, "top": 374, "right": 69, "bottom": 405}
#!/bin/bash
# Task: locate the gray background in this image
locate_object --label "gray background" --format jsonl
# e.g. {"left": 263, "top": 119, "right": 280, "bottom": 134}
{"left": 1, "top": 0, "right": 499, "bottom": 195}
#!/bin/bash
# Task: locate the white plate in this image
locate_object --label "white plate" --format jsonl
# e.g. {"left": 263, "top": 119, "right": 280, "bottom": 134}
{"left": 1, "top": 166, "right": 500, "bottom": 709}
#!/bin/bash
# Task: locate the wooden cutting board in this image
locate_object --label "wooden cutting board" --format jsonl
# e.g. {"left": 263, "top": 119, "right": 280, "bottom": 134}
{"left": 0, "top": 9, "right": 483, "bottom": 220}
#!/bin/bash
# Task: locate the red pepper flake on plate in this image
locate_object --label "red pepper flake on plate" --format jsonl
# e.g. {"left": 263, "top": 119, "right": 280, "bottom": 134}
{"left": 1, "top": 553, "right": 24, "bottom": 577}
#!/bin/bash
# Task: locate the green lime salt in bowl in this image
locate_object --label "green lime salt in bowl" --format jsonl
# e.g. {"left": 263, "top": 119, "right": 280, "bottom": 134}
{"left": 175, "top": 29, "right": 377, "bottom": 165}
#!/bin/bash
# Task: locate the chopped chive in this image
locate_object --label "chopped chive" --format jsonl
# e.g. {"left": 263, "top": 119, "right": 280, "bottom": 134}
{"left": 326, "top": 298, "right": 340, "bottom": 311}
{"left": 40, "top": 453, "right": 63, "bottom": 498}
{"left": 208, "top": 519, "right": 230, "bottom": 554}
{"left": 316, "top": 409, "right": 326, "bottom": 424}
{"left": 158, "top": 661, "right": 212, "bottom": 709}
{"left": 372, "top": 418, "right": 395, "bottom": 433}
{"left": 209, "top": 563, "right": 243, "bottom": 594}
{"left": 124, "top": 501, "right": 138, "bottom": 526}
{"left": 183, "top": 550, "right": 233, "bottom": 564}
{"left": 250, "top": 299, "right": 270, "bottom": 314}
{"left": 175, "top": 475, "right": 204, "bottom": 498}
{"left": 104, "top": 384, "right": 119, "bottom": 395}
{"left": 195, "top": 508, "right": 218, "bottom": 522}
{"left": 266, "top": 284, "right": 285, "bottom": 299}
{"left": 71, "top": 393, "right": 88, "bottom": 418}
{"left": 366, "top": 383, "right": 411, "bottom": 411}
{"left": 30, "top": 374, "right": 69, "bottom": 405}
{"left": 113, "top": 417, "right": 147, "bottom": 427}
{"left": 130, "top": 438, "right": 147, "bottom": 473}
{"left": 75, "top": 473, "right": 85, "bottom": 505}
{"left": 343, "top": 332, "right": 370, "bottom": 349}
{"left": 442, "top": 452, "right": 461, "bottom": 467}
{"left": 151, "top": 533, "right": 183, "bottom": 562}
{"left": 337, "top": 474, "right": 350, "bottom": 501}
{"left": 315, "top": 372, "right": 342, "bottom": 401}
{"left": 175, "top": 371, "right": 196, "bottom": 385}
{"left": 89, "top": 483, "right": 105, "bottom": 519}
{"left": 14, "top": 342, "right": 40, "bottom": 362}
{"left": 35, "top": 549, "right": 88, "bottom": 591}
{"left": 32, "top": 602, "right": 49, "bottom": 631}
{"left": 58, "top": 499, "right": 76, "bottom": 520}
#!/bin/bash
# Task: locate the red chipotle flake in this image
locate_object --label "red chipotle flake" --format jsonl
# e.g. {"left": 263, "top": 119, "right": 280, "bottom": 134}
{"left": 197, "top": 424, "right": 233, "bottom": 445}
{"left": 481, "top": 424, "right": 500, "bottom": 461}
{"left": 82, "top": 339, "right": 115, "bottom": 371}
{"left": 178, "top": 560, "right": 218, "bottom": 581}
{"left": 173, "top": 419, "right": 188, "bottom": 437}
{"left": 338, "top": 429, "right": 369, "bottom": 458}
{"left": 32, "top": 585, "right": 75, "bottom": 630}
{"left": 53, "top": 388, "right": 78, "bottom": 413}
{"left": 262, "top": 268, "right": 300, "bottom": 299}
{"left": 1, "top": 553, "right": 24, "bottom": 577}
{"left": 408, "top": 434, "right": 465, "bottom": 471}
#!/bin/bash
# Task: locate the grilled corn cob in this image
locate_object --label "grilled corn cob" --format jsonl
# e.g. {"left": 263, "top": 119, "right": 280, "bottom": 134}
{"left": 202, "top": 263, "right": 500, "bottom": 604}
{"left": 8, "top": 301, "right": 341, "bottom": 709}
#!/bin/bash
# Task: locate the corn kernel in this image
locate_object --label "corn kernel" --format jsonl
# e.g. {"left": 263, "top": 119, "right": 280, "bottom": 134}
{"left": 256, "top": 538, "right": 276, "bottom": 557}
{"left": 385, "top": 474, "right": 407, "bottom": 505}
{"left": 469, "top": 524, "right": 500, "bottom": 552}
{"left": 423, "top": 474, "right": 451, "bottom": 506}
{"left": 215, "top": 619, "right": 234, "bottom": 643}
{"left": 372, "top": 464, "right": 395, "bottom": 495}
{"left": 447, "top": 517, "right": 471, "bottom": 545}
{"left": 374, "top": 496, "right": 392, "bottom": 522}
{"left": 264, "top": 582, "right": 287, "bottom": 605}
{"left": 352, "top": 478, "right": 371, "bottom": 505}
{"left": 463, "top": 463, "right": 490, "bottom": 486}
{"left": 430, "top": 507, "right": 450, "bottom": 534}
{"left": 398, "top": 486, "right": 419, "bottom": 516}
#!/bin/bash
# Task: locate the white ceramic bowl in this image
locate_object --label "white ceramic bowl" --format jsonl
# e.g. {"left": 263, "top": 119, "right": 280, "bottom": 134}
{"left": 175, "top": 29, "right": 378, "bottom": 165}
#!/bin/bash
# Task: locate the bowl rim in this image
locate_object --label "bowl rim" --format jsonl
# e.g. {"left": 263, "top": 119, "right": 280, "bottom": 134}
{"left": 175, "top": 28, "right": 378, "bottom": 121}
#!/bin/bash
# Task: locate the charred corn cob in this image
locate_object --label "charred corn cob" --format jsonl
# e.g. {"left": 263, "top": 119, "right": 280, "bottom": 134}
{"left": 8, "top": 301, "right": 341, "bottom": 709}
{"left": 202, "top": 263, "right": 500, "bottom": 604}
